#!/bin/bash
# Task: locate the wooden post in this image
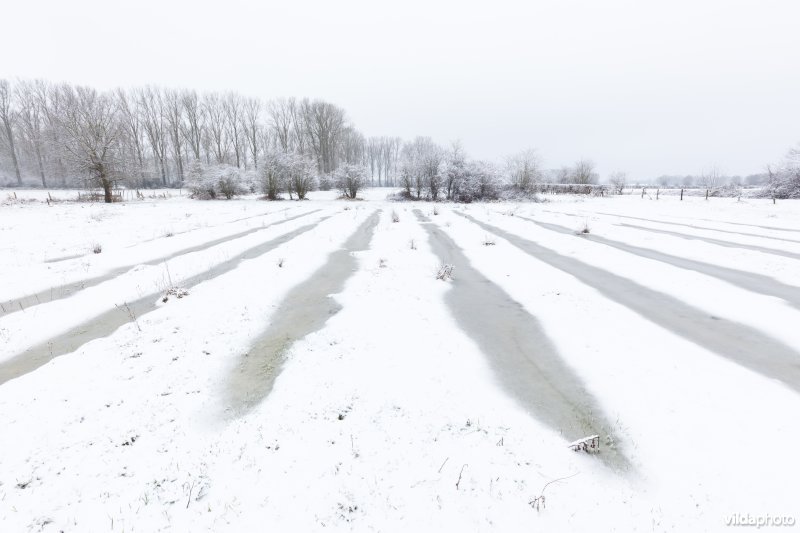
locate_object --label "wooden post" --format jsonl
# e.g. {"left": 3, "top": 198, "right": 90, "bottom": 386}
{"left": 641, "top": 187, "right": 645, "bottom": 199}
{"left": 656, "top": 188, "right": 660, "bottom": 200}
{"left": 680, "top": 188, "right": 684, "bottom": 201}
{"left": 705, "top": 189, "right": 709, "bottom": 200}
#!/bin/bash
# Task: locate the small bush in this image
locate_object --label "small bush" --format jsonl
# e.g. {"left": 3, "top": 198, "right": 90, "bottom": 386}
{"left": 92, "top": 243, "right": 103, "bottom": 254}
{"left": 391, "top": 210, "right": 400, "bottom": 223}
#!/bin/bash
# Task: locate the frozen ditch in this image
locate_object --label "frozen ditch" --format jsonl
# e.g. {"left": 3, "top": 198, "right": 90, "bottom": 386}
{"left": 516, "top": 215, "right": 800, "bottom": 311}
{"left": 0, "top": 217, "right": 331, "bottom": 385}
{"left": 618, "top": 222, "right": 800, "bottom": 260}
{"left": 595, "top": 211, "right": 800, "bottom": 245}
{"left": 459, "top": 212, "right": 800, "bottom": 393}
{"left": 226, "top": 210, "right": 381, "bottom": 414}
{"left": 0, "top": 209, "right": 320, "bottom": 316}
{"left": 414, "top": 210, "right": 627, "bottom": 470}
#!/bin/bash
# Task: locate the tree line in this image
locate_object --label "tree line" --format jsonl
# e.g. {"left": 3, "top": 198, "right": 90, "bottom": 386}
{"left": 0, "top": 78, "right": 608, "bottom": 202}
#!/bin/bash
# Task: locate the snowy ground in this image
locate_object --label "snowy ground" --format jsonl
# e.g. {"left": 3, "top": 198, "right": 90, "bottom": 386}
{"left": 1, "top": 189, "right": 799, "bottom": 532}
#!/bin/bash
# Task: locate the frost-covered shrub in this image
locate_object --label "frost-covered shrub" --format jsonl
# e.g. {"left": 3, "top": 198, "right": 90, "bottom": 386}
{"left": 260, "top": 151, "right": 317, "bottom": 200}
{"left": 334, "top": 163, "right": 368, "bottom": 199}
{"left": 761, "top": 145, "right": 800, "bottom": 199}
{"left": 260, "top": 151, "right": 284, "bottom": 200}
{"left": 184, "top": 159, "right": 216, "bottom": 199}
{"left": 185, "top": 160, "right": 249, "bottom": 200}
{"left": 457, "top": 161, "right": 502, "bottom": 202}
{"left": 318, "top": 173, "right": 333, "bottom": 191}
{"left": 285, "top": 154, "right": 316, "bottom": 200}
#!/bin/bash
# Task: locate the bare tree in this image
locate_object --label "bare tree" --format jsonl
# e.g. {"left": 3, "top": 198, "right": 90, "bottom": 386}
{"left": 268, "top": 97, "right": 295, "bottom": 152}
{"left": 137, "top": 86, "right": 169, "bottom": 185}
{"left": 203, "top": 93, "right": 228, "bottom": 164}
{"left": 180, "top": 90, "right": 204, "bottom": 161}
{"left": 16, "top": 80, "right": 48, "bottom": 186}
{"left": 608, "top": 171, "right": 627, "bottom": 194}
{"left": 0, "top": 79, "right": 22, "bottom": 185}
{"left": 507, "top": 148, "right": 542, "bottom": 192}
{"left": 302, "top": 99, "right": 346, "bottom": 174}
{"left": 56, "top": 86, "right": 122, "bottom": 202}
{"left": 444, "top": 140, "right": 467, "bottom": 200}
{"left": 163, "top": 89, "right": 185, "bottom": 182}
{"left": 242, "top": 97, "right": 261, "bottom": 169}
{"left": 116, "top": 89, "right": 147, "bottom": 184}
{"left": 571, "top": 159, "right": 597, "bottom": 184}
{"left": 223, "top": 93, "right": 244, "bottom": 168}
{"left": 699, "top": 165, "right": 722, "bottom": 190}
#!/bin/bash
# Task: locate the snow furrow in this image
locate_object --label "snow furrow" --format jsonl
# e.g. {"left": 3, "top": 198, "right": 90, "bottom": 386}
{"left": 0, "top": 214, "right": 335, "bottom": 384}
{"left": 456, "top": 211, "right": 800, "bottom": 394}
{"left": 594, "top": 211, "right": 800, "bottom": 244}
{"left": 516, "top": 215, "right": 800, "bottom": 311}
{"left": 0, "top": 208, "right": 321, "bottom": 314}
{"left": 618, "top": 222, "right": 800, "bottom": 260}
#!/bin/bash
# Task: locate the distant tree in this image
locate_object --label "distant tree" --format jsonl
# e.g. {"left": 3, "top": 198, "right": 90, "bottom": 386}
{"left": 506, "top": 148, "right": 542, "bottom": 192}
{"left": 242, "top": 97, "right": 262, "bottom": 170}
{"left": 463, "top": 160, "right": 502, "bottom": 201}
{"left": 556, "top": 166, "right": 571, "bottom": 184}
{"left": 0, "top": 79, "right": 22, "bottom": 185}
{"left": 571, "top": 159, "right": 597, "bottom": 184}
{"left": 137, "top": 86, "right": 169, "bottom": 185}
{"left": 699, "top": 166, "right": 723, "bottom": 190}
{"left": 765, "top": 144, "right": 800, "bottom": 199}
{"left": 16, "top": 80, "right": 48, "bottom": 187}
{"left": 443, "top": 141, "right": 468, "bottom": 200}
{"left": 608, "top": 171, "right": 627, "bottom": 194}
{"left": 163, "top": 89, "right": 185, "bottom": 182}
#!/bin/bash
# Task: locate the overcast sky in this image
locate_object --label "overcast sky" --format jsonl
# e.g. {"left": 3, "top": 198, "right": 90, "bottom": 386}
{"left": 2, "top": 0, "right": 798, "bottom": 179}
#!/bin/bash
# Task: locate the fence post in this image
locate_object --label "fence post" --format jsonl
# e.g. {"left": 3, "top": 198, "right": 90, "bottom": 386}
{"left": 705, "top": 189, "right": 709, "bottom": 200}
{"left": 680, "top": 188, "right": 684, "bottom": 201}
{"left": 656, "top": 188, "right": 660, "bottom": 200}
{"left": 641, "top": 187, "right": 645, "bottom": 199}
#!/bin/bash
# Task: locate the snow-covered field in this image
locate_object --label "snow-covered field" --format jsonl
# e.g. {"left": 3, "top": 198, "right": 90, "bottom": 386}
{"left": 1, "top": 189, "right": 799, "bottom": 532}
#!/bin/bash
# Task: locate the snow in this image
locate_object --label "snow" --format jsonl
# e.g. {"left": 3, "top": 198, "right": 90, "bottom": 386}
{"left": 1, "top": 190, "right": 799, "bottom": 532}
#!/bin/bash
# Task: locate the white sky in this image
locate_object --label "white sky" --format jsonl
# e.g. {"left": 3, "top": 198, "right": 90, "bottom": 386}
{"left": 2, "top": 0, "right": 799, "bottom": 179}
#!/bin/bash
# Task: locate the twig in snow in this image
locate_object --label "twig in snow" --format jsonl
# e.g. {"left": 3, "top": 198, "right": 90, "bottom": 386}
{"left": 455, "top": 464, "right": 467, "bottom": 490}
{"left": 115, "top": 302, "right": 141, "bottom": 332}
{"left": 186, "top": 481, "right": 195, "bottom": 509}
{"left": 438, "top": 457, "right": 449, "bottom": 474}
{"left": 529, "top": 472, "right": 579, "bottom": 511}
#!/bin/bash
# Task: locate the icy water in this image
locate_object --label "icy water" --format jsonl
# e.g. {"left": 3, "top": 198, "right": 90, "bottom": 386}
{"left": 0, "top": 218, "right": 330, "bottom": 385}
{"left": 415, "top": 210, "right": 628, "bottom": 471}
{"left": 619, "top": 222, "right": 800, "bottom": 260}
{"left": 460, "top": 212, "right": 800, "bottom": 394}
{"left": 0, "top": 209, "right": 321, "bottom": 316}
{"left": 517, "top": 215, "right": 800, "bottom": 311}
{"left": 225, "top": 210, "right": 381, "bottom": 415}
